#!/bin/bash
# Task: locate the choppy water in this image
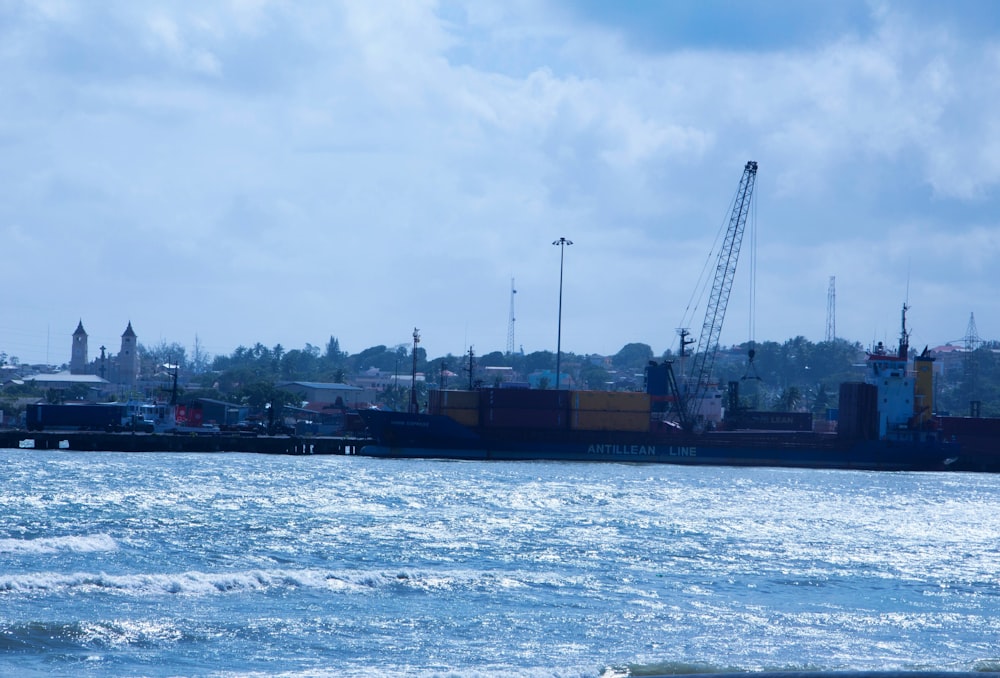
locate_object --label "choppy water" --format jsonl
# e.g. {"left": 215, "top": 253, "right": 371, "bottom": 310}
{"left": 2, "top": 448, "right": 1000, "bottom": 677}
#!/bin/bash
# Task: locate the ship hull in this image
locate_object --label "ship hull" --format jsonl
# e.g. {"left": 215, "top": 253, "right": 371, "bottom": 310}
{"left": 357, "top": 411, "right": 956, "bottom": 472}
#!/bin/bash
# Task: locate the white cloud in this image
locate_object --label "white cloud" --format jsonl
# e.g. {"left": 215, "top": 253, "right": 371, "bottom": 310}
{"left": 0, "top": 1, "right": 998, "bottom": 366}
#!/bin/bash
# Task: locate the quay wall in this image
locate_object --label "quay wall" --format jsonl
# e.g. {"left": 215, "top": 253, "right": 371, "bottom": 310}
{"left": 0, "top": 430, "right": 362, "bottom": 455}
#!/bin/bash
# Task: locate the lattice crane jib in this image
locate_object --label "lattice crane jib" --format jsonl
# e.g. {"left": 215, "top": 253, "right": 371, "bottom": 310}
{"left": 685, "top": 160, "right": 758, "bottom": 426}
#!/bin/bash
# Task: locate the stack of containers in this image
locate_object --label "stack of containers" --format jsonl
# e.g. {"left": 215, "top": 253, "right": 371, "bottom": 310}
{"left": 428, "top": 390, "right": 480, "bottom": 427}
{"left": 570, "top": 391, "right": 651, "bottom": 432}
{"left": 837, "top": 382, "right": 878, "bottom": 440}
{"left": 480, "top": 389, "right": 570, "bottom": 429}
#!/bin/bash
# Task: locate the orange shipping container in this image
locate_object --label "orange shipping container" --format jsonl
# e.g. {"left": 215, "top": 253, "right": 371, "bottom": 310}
{"left": 429, "top": 390, "right": 480, "bottom": 414}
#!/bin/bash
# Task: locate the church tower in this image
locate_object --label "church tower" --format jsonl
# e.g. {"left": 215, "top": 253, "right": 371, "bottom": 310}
{"left": 70, "top": 320, "right": 89, "bottom": 374}
{"left": 119, "top": 321, "right": 139, "bottom": 386}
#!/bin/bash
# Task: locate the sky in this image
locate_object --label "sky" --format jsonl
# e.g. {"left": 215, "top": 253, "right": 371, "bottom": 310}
{"left": 2, "top": 0, "right": 1000, "bottom": 367}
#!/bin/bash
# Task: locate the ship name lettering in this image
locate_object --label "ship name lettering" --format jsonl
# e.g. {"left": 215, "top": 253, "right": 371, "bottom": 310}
{"left": 670, "top": 446, "right": 697, "bottom": 457}
{"left": 587, "top": 444, "right": 656, "bottom": 455}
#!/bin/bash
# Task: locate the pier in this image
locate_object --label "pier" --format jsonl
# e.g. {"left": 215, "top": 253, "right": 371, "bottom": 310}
{"left": 0, "top": 430, "right": 365, "bottom": 455}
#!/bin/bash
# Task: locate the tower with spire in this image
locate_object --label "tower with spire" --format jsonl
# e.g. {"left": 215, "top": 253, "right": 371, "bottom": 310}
{"left": 70, "top": 320, "right": 89, "bottom": 375}
{"left": 119, "top": 321, "right": 139, "bottom": 386}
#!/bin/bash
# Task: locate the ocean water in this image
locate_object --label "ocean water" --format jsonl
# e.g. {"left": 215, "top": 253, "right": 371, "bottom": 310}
{"left": 2, "top": 448, "right": 1000, "bottom": 677}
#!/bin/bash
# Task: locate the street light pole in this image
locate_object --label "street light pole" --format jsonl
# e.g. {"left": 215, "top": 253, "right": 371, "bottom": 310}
{"left": 552, "top": 237, "right": 573, "bottom": 389}
{"left": 410, "top": 328, "right": 420, "bottom": 413}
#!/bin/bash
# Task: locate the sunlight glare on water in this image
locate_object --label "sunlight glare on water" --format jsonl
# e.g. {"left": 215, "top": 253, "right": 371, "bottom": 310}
{"left": 2, "top": 449, "right": 1000, "bottom": 676}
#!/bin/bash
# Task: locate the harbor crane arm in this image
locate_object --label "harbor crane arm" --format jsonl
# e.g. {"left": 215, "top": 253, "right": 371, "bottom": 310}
{"left": 683, "top": 160, "right": 758, "bottom": 428}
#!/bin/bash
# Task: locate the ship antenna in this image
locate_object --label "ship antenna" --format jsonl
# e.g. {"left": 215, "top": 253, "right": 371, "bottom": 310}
{"left": 465, "top": 345, "right": 475, "bottom": 390}
{"left": 899, "top": 302, "right": 910, "bottom": 360}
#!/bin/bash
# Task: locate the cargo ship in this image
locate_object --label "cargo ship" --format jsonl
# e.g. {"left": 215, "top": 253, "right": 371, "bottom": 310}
{"left": 358, "top": 163, "right": 957, "bottom": 471}
{"left": 357, "top": 321, "right": 959, "bottom": 471}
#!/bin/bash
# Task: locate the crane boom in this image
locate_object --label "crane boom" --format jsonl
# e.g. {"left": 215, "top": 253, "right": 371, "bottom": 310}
{"left": 684, "top": 160, "right": 758, "bottom": 426}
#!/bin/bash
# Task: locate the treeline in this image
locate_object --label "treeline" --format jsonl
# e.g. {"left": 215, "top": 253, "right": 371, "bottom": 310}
{"left": 137, "top": 334, "right": 1000, "bottom": 417}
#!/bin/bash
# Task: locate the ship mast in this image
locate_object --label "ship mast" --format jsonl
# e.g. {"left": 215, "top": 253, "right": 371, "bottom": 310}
{"left": 898, "top": 302, "right": 910, "bottom": 360}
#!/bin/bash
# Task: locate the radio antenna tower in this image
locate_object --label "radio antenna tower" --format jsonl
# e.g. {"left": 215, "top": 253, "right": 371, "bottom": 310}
{"left": 825, "top": 276, "right": 836, "bottom": 342}
{"left": 506, "top": 277, "right": 517, "bottom": 355}
{"left": 964, "top": 312, "right": 982, "bottom": 413}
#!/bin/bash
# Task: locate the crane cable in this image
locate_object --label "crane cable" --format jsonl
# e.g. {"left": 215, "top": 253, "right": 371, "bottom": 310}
{"left": 743, "top": 182, "right": 761, "bottom": 382}
{"left": 677, "top": 178, "right": 747, "bottom": 364}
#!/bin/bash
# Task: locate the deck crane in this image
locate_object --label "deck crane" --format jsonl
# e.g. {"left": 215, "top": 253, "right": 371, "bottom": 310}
{"left": 677, "top": 160, "right": 758, "bottom": 430}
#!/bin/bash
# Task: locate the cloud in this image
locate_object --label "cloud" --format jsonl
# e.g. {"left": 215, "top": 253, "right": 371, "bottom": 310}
{"left": 0, "top": 1, "right": 998, "bottom": 366}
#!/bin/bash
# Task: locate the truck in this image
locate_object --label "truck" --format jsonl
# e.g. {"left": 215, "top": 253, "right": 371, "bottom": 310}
{"left": 25, "top": 403, "right": 153, "bottom": 432}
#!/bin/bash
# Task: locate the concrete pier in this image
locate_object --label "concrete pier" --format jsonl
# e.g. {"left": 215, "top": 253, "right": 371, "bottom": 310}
{"left": 0, "top": 430, "right": 364, "bottom": 455}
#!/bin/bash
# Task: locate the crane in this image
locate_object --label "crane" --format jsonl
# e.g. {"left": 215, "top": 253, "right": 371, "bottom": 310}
{"left": 678, "top": 160, "right": 758, "bottom": 429}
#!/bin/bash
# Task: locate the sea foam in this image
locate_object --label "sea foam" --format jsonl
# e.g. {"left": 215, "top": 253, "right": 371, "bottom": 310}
{"left": 0, "top": 533, "right": 118, "bottom": 555}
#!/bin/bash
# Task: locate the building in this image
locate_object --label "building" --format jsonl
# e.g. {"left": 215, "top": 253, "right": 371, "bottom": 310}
{"left": 20, "top": 372, "right": 110, "bottom": 396}
{"left": 276, "top": 381, "right": 375, "bottom": 409}
{"left": 66, "top": 320, "right": 141, "bottom": 387}
{"left": 70, "top": 321, "right": 88, "bottom": 375}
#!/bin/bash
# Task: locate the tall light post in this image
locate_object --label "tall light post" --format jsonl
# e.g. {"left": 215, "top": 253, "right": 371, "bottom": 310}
{"left": 410, "top": 327, "right": 420, "bottom": 413}
{"left": 552, "top": 237, "right": 573, "bottom": 389}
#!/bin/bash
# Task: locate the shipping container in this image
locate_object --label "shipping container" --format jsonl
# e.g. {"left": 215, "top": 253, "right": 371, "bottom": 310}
{"left": 481, "top": 406, "right": 568, "bottom": 429}
{"left": 428, "top": 390, "right": 479, "bottom": 414}
{"left": 726, "top": 410, "right": 813, "bottom": 432}
{"left": 838, "top": 382, "right": 878, "bottom": 440}
{"left": 571, "top": 390, "right": 649, "bottom": 413}
{"left": 480, "top": 388, "right": 570, "bottom": 411}
{"left": 570, "top": 410, "right": 650, "bottom": 432}
{"left": 26, "top": 403, "right": 126, "bottom": 431}
{"left": 441, "top": 407, "right": 479, "bottom": 428}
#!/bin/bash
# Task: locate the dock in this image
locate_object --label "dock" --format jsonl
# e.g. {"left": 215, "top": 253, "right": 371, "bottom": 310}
{"left": 0, "top": 430, "right": 365, "bottom": 455}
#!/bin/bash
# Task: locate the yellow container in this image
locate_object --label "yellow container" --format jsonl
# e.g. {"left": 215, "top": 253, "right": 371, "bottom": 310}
{"left": 571, "top": 391, "right": 650, "bottom": 413}
{"left": 442, "top": 406, "right": 479, "bottom": 427}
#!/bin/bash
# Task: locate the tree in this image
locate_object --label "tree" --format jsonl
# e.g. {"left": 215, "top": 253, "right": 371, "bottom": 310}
{"left": 325, "top": 336, "right": 346, "bottom": 365}
{"left": 139, "top": 340, "right": 188, "bottom": 376}
{"left": 352, "top": 345, "right": 392, "bottom": 371}
{"left": 613, "top": 343, "right": 653, "bottom": 369}
{"left": 776, "top": 386, "right": 803, "bottom": 411}
{"left": 521, "top": 351, "right": 556, "bottom": 373}
{"left": 190, "top": 334, "right": 211, "bottom": 374}
{"left": 236, "top": 380, "right": 297, "bottom": 413}
{"left": 578, "top": 363, "right": 612, "bottom": 390}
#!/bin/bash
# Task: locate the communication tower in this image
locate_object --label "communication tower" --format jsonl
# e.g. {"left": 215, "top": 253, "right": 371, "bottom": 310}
{"left": 825, "top": 276, "right": 836, "bottom": 342}
{"left": 506, "top": 278, "right": 517, "bottom": 355}
{"left": 963, "top": 312, "right": 982, "bottom": 414}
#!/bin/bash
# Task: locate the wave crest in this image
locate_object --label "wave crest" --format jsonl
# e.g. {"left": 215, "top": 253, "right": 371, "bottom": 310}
{"left": 0, "top": 533, "right": 118, "bottom": 555}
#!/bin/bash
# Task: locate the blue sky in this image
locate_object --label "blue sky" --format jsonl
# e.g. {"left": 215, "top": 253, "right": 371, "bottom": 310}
{"left": 1, "top": 0, "right": 999, "bottom": 366}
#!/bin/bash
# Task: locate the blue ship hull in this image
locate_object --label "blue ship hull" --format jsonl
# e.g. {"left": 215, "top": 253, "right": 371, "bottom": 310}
{"left": 357, "top": 411, "right": 958, "bottom": 472}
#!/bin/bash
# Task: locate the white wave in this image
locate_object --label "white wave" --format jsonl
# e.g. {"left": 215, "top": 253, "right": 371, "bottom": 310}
{"left": 0, "top": 533, "right": 118, "bottom": 555}
{"left": 0, "top": 565, "right": 571, "bottom": 598}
